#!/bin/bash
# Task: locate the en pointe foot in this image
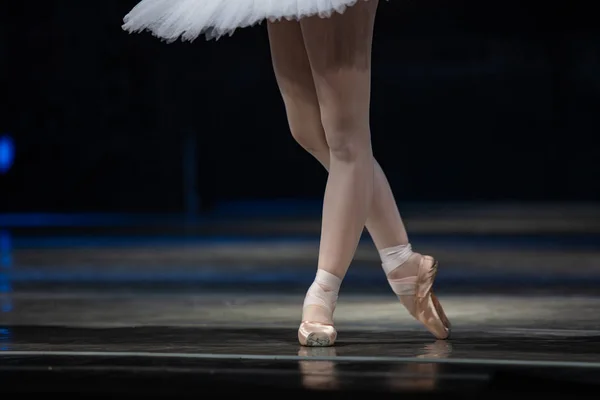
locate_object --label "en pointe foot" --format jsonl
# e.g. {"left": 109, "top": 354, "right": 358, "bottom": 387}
{"left": 387, "top": 254, "right": 451, "bottom": 340}
{"left": 298, "top": 321, "right": 337, "bottom": 347}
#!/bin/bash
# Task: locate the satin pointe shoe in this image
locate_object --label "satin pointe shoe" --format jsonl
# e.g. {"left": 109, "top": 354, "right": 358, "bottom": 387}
{"left": 298, "top": 321, "right": 337, "bottom": 347}
{"left": 387, "top": 255, "right": 451, "bottom": 339}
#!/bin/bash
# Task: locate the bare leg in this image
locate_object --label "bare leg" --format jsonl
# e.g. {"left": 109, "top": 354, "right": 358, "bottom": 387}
{"left": 269, "top": 1, "right": 379, "bottom": 344}
{"left": 268, "top": 21, "right": 343, "bottom": 342}
{"left": 296, "top": 1, "right": 382, "bottom": 345}
{"left": 299, "top": 0, "right": 378, "bottom": 280}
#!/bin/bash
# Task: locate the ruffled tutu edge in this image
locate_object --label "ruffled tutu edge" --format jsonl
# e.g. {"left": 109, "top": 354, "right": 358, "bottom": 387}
{"left": 122, "top": 0, "right": 371, "bottom": 42}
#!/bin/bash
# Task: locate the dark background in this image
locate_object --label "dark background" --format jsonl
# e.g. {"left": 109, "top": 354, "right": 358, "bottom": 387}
{"left": 1, "top": 1, "right": 598, "bottom": 214}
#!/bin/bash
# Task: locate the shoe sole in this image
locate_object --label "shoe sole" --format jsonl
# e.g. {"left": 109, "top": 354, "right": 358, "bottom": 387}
{"left": 304, "top": 332, "right": 334, "bottom": 347}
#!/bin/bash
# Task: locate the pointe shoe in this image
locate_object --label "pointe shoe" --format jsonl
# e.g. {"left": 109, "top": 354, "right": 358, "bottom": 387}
{"left": 388, "top": 255, "right": 451, "bottom": 340}
{"left": 298, "top": 321, "right": 337, "bottom": 347}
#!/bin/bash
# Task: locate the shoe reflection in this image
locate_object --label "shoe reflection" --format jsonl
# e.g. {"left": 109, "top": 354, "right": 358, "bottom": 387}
{"left": 298, "top": 347, "right": 339, "bottom": 391}
{"left": 297, "top": 340, "right": 452, "bottom": 392}
{"left": 417, "top": 340, "right": 453, "bottom": 359}
{"left": 388, "top": 340, "right": 453, "bottom": 391}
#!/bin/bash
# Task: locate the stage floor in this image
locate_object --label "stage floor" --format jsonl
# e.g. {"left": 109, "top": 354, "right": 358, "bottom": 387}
{"left": 1, "top": 220, "right": 600, "bottom": 397}
{"left": 2, "top": 286, "right": 600, "bottom": 397}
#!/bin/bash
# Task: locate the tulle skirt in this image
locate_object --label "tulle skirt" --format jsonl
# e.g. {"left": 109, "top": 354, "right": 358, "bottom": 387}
{"left": 122, "top": 0, "right": 369, "bottom": 41}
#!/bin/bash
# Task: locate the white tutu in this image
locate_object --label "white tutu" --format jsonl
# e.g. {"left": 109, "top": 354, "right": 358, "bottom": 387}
{"left": 122, "top": 0, "right": 367, "bottom": 41}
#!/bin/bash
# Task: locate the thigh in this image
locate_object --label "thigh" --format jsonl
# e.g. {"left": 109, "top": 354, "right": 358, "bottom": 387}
{"left": 267, "top": 19, "right": 322, "bottom": 118}
{"left": 299, "top": 1, "right": 379, "bottom": 131}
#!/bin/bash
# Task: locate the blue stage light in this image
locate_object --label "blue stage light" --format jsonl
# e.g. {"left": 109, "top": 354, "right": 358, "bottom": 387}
{"left": 0, "top": 135, "right": 14, "bottom": 174}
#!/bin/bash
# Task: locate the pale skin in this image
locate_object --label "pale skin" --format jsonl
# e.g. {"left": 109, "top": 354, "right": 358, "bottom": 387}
{"left": 267, "top": 0, "right": 422, "bottom": 324}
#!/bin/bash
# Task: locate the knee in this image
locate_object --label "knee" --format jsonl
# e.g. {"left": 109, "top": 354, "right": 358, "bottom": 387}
{"left": 287, "top": 112, "right": 329, "bottom": 157}
{"left": 290, "top": 127, "right": 328, "bottom": 156}
{"left": 321, "top": 111, "right": 370, "bottom": 162}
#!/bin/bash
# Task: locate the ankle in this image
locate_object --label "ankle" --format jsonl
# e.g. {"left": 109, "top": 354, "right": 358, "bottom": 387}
{"left": 302, "top": 270, "right": 342, "bottom": 324}
{"left": 379, "top": 243, "right": 413, "bottom": 274}
{"left": 386, "top": 253, "right": 422, "bottom": 280}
